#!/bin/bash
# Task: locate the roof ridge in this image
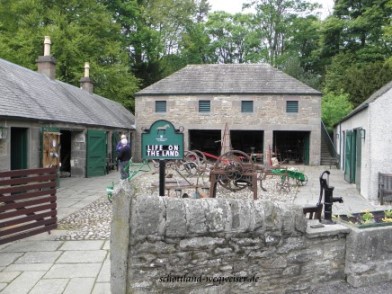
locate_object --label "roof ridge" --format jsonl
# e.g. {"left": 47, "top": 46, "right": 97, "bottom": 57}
{"left": 136, "top": 63, "right": 321, "bottom": 96}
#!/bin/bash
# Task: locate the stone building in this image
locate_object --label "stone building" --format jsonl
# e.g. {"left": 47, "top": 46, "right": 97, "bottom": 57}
{"left": 135, "top": 64, "right": 321, "bottom": 165}
{"left": 0, "top": 37, "right": 135, "bottom": 177}
{"left": 334, "top": 80, "right": 392, "bottom": 203}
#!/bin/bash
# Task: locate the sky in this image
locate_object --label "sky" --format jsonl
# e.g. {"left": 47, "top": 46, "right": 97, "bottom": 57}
{"left": 209, "top": 0, "right": 334, "bottom": 19}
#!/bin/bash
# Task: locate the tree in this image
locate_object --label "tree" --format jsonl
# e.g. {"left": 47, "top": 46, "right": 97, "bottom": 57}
{"left": 103, "top": 0, "right": 207, "bottom": 87}
{"left": 0, "top": 0, "right": 139, "bottom": 111}
{"left": 279, "top": 56, "right": 322, "bottom": 90}
{"left": 244, "top": 0, "right": 320, "bottom": 66}
{"left": 179, "top": 22, "right": 215, "bottom": 65}
{"left": 322, "top": 92, "right": 353, "bottom": 132}
{"left": 320, "top": 0, "right": 392, "bottom": 106}
{"left": 206, "top": 11, "right": 262, "bottom": 63}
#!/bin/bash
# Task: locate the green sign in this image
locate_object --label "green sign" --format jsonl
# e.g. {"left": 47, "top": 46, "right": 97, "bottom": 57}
{"left": 142, "top": 120, "right": 184, "bottom": 160}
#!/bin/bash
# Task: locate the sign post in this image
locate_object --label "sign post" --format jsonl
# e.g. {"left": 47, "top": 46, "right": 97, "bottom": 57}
{"left": 141, "top": 120, "right": 184, "bottom": 196}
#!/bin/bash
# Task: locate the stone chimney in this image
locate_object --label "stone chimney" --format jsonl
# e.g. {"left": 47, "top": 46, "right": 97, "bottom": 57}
{"left": 80, "top": 62, "right": 94, "bottom": 93}
{"left": 36, "top": 36, "right": 56, "bottom": 80}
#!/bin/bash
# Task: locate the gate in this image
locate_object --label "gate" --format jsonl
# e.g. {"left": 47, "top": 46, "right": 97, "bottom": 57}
{"left": 86, "top": 130, "right": 107, "bottom": 177}
{"left": 0, "top": 167, "right": 57, "bottom": 245}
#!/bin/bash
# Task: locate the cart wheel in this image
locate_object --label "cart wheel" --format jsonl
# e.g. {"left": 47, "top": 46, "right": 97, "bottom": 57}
{"left": 276, "top": 175, "right": 291, "bottom": 192}
{"left": 191, "top": 149, "right": 208, "bottom": 175}
{"left": 297, "top": 175, "right": 308, "bottom": 186}
{"left": 214, "top": 150, "right": 254, "bottom": 192}
{"left": 175, "top": 150, "right": 200, "bottom": 177}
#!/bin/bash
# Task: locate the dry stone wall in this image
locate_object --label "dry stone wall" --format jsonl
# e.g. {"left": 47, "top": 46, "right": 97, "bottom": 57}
{"left": 111, "top": 184, "right": 349, "bottom": 294}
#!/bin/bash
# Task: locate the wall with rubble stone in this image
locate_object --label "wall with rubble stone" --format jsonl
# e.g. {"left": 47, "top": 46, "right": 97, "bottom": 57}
{"left": 345, "top": 226, "right": 392, "bottom": 287}
{"left": 111, "top": 185, "right": 350, "bottom": 294}
{"left": 134, "top": 94, "right": 321, "bottom": 165}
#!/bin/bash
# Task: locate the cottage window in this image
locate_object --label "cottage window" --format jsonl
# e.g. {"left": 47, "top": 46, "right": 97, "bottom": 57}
{"left": 199, "top": 100, "right": 211, "bottom": 113}
{"left": 286, "top": 101, "right": 298, "bottom": 113}
{"left": 241, "top": 101, "right": 253, "bottom": 113}
{"left": 155, "top": 101, "right": 167, "bottom": 113}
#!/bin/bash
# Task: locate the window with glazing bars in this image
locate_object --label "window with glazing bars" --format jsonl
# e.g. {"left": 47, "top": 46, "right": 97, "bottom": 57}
{"left": 155, "top": 101, "right": 167, "bottom": 113}
{"left": 286, "top": 101, "right": 298, "bottom": 113}
{"left": 199, "top": 100, "right": 211, "bottom": 112}
{"left": 241, "top": 101, "right": 253, "bottom": 113}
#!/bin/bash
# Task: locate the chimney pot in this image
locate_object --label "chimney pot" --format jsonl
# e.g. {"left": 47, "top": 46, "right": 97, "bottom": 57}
{"left": 44, "top": 36, "right": 51, "bottom": 56}
{"left": 84, "top": 62, "right": 90, "bottom": 78}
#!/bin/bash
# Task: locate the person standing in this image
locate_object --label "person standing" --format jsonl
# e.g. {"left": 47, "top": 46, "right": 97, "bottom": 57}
{"left": 116, "top": 134, "right": 131, "bottom": 180}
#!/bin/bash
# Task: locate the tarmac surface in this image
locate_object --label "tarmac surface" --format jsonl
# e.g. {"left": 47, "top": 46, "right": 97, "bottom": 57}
{"left": 0, "top": 165, "right": 391, "bottom": 293}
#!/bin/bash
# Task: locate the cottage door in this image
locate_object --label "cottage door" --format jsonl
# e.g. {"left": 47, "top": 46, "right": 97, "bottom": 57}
{"left": 42, "top": 131, "right": 61, "bottom": 168}
{"left": 86, "top": 130, "right": 107, "bottom": 177}
{"left": 10, "top": 128, "right": 28, "bottom": 170}
{"left": 344, "top": 130, "right": 356, "bottom": 183}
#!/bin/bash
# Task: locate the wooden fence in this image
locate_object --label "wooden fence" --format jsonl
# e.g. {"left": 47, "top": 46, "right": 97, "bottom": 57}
{"left": 0, "top": 167, "right": 57, "bottom": 245}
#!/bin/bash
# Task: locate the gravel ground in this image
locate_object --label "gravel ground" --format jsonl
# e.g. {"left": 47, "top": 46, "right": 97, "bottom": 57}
{"left": 55, "top": 196, "right": 112, "bottom": 241}
{"left": 54, "top": 166, "right": 302, "bottom": 241}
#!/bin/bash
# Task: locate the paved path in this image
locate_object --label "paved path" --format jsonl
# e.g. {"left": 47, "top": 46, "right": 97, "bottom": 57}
{"left": 0, "top": 171, "right": 119, "bottom": 294}
{"left": 293, "top": 165, "right": 392, "bottom": 214}
{"left": 0, "top": 166, "right": 391, "bottom": 293}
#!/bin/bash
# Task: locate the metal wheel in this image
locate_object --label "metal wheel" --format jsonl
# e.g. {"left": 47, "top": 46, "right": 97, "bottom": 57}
{"left": 214, "top": 150, "right": 254, "bottom": 191}
{"left": 296, "top": 175, "right": 308, "bottom": 186}
{"left": 176, "top": 150, "right": 200, "bottom": 176}
{"left": 191, "top": 149, "right": 208, "bottom": 175}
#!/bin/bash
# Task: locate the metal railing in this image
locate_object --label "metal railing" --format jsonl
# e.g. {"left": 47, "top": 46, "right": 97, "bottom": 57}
{"left": 321, "top": 121, "right": 339, "bottom": 167}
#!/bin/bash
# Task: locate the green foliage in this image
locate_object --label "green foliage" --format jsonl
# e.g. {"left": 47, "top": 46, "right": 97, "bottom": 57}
{"left": 0, "top": 0, "right": 139, "bottom": 111}
{"left": 279, "top": 56, "right": 322, "bottom": 90}
{"left": 324, "top": 54, "right": 392, "bottom": 107}
{"left": 385, "top": 209, "right": 392, "bottom": 218}
{"left": 180, "top": 22, "right": 215, "bottom": 64}
{"left": 1, "top": 0, "right": 391, "bottom": 114}
{"left": 206, "top": 11, "right": 262, "bottom": 63}
{"left": 322, "top": 92, "right": 353, "bottom": 132}
{"left": 361, "top": 210, "right": 374, "bottom": 224}
{"left": 320, "top": 0, "right": 392, "bottom": 106}
{"left": 245, "top": 0, "right": 320, "bottom": 66}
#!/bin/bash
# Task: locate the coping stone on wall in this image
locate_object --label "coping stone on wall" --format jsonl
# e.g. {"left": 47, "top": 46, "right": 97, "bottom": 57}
{"left": 130, "top": 195, "right": 308, "bottom": 239}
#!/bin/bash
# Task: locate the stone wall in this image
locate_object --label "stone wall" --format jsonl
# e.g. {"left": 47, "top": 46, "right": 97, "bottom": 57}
{"left": 111, "top": 185, "right": 349, "bottom": 294}
{"left": 134, "top": 94, "right": 321, "bottom": 165}
{"left": 345, "top": 226, "right": 392, "bottom": 287}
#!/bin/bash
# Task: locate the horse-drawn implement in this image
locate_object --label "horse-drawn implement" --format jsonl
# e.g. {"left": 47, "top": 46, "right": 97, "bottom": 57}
{"left": 107, "top": 149, "right": 307, "bottom": 200}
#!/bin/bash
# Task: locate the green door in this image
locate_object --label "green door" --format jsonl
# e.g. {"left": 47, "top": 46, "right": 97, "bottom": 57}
{"left": 86, "top": 130, "right": 107, "bottom": 177}
{"left": 344, "top": 130, "right": 356, "bottom": 183}
{"left": 11, "top": 128, "right": 28, "bottom": 170}
{"left": 303, "top": 133, "right": 310, "bottom": 165}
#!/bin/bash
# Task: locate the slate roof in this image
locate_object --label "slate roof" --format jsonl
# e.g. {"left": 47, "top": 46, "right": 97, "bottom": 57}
{"left": 135, "top": 64, "right": 321, "bottom": 96}
{"left": 0, "top": 58, "right": 134, "bottom": 129}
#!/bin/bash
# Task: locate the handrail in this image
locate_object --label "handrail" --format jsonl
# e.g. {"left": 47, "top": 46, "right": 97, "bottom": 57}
{"left": 321, "top": 120, "right": 338, "bottom": 158}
